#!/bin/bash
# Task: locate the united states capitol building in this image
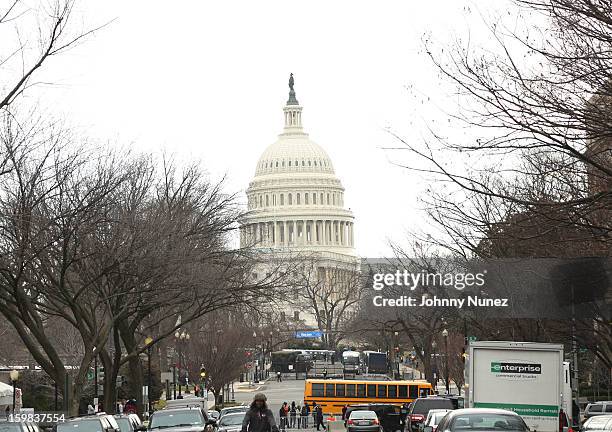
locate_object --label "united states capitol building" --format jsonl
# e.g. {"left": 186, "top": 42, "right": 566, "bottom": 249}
{"left": 239, "top": 75, "right": 360, "bottom": 328}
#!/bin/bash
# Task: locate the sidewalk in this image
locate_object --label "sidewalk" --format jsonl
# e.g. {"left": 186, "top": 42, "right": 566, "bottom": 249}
{"left": 233, "top": 378, "right": 270, "bottom": 392}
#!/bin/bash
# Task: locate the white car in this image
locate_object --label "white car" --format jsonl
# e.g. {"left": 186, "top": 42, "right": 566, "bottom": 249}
{"left": 219, "top": 406, "right": 249, "bottom": 420}
{"left": 420, "top": 409, "right": 452, "bottom": 432}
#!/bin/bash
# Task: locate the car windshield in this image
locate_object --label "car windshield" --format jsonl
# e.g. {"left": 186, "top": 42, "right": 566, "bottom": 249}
{"left": 57, "top": 420, "right": 104, "bottom": 432}
{"left": 350, "top": 411, "right": 377, "bottom": 419}
{"left": 413, "top": 401, "right": 453, "bottom": 415}
{"left": 150, "top": 411, "right": 204, "bottom": 429}
{"left": 0, "top": 424, "right": 24, "bottom": 432}
{"left": 114, "top": 418, "right": 132, "bottom": 432}
{"left": 450, "top": 414, "right": 529, "bottom": 431}
{"left": 431, "top": 412, "right": 449, "bottom": 424}
{"left": 219, "top": 414, "right": 245, "bottom": 426}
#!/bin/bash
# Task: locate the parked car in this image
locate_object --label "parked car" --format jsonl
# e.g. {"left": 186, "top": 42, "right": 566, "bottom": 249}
{"left": 215, "top": 413, "right": 245, "bottom": 432}
{"left": 585, "top": 403, "right": 612, "bottom": 420}
{"left": 347, "top": 410, "right": 383, "bottom": 432}
{"left": 96, "top": 415, "right": 120, "bottom": 432}
{"left": 149, "top": 407, "right": 215, "bottom": 432}
{"left": 162, "top": 402, "right": 210, "bottom": 423}
{"left": 56, "top": 416, "right": 118, "bottom": 432}
{"left": 345, "top": 405, "right": 402, "bottom": 432}
{"left": 218, "top": 407, "right": 248, "bottom": 420}
{"left": 425, "top": 408, "right": 529, "bottom": 432}
{"left": 419, "top": 410, "right": 452, "bottom": 432}
{"left": 406, "top": 398, "right": 454, "bottom": 432}
{"left": 0, "top": 421, "right": 41, "bottom": 432}
{"left": 582, "top": 415, "right": 612, "bottom": 432}
{"left": 114, "top": 414, "right": 145, "bottom": 432}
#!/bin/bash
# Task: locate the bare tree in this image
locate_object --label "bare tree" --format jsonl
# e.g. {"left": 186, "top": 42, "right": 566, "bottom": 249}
{"left": 353, "top": 243, "right": 463, "bottom": 385}
{"left": 0, "top": 0, "right": 104, "bottom": 113}
{"left": 183, "top": 312, "right": 253, "bottom": 408}
{"left": 291, "top": 257, "right": 364, "bottom": 350}
{"left": 388, "top": 0, "right": 611, "bottom": 369}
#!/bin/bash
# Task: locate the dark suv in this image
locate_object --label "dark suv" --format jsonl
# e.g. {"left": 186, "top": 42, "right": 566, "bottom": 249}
{"left": 345, "top": 405, "right": 402, "bottom": 432}
{"left": 406, "top": 398, "right": 454, "bottom": 432}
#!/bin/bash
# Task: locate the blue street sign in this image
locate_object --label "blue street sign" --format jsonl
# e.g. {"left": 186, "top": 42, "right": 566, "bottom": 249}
{"left": 295, "top": 330, "right": 323, "bottom": 339}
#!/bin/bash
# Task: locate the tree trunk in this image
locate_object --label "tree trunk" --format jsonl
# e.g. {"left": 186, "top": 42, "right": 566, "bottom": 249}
{"left": 126, "top": 353, "right": 144, "bottom": 415}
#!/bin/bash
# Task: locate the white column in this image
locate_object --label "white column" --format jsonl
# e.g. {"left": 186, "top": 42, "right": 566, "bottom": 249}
{"left": 268, "top": 222, "right": 273, "bottom": 245}
{"left": 323, "top": 220, "right": 328, "bottom": 245}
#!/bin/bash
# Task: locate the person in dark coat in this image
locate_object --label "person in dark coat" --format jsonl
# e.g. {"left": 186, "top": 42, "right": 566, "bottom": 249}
{"left": 289, "top": 402, "right": 297, "bottom": 428}
{"left": 315, "top": 404, "right": 326, "bottom": 431}
{"left": 341, "top": 405, "right": 348, "bottom": 421}
{"left": 241, "top": 393, "right": 279, "bottom": 432}
{"left": 300, "top": 404, "right": 308, "bottom": 429}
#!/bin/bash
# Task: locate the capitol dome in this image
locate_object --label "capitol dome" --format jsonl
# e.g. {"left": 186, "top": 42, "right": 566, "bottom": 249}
{"left": 254, "top": 136, "right": 335, "bottom": 177}
{"left": 240, "top": 75, "right": 356, "bottom": 259}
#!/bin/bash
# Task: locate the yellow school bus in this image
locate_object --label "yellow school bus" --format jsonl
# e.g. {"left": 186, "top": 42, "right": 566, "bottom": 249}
{"left": 303, "top": 379, "right": 434, "bottom": 415}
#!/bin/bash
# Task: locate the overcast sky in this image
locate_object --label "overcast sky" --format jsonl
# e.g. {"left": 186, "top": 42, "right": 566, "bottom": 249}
{"left": 19, "top": 0, "right": 515, "bottom": 257}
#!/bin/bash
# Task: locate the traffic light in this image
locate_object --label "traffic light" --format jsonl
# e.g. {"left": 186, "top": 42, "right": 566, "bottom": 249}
{"left": 200, "top": 367, "right": 207, "bottom": 379}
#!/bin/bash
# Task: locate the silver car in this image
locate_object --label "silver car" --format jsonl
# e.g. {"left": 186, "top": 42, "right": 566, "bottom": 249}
{"left": 582, "top": 415, "right": 612, "bottom": 432}
{"left": 215, "top": 413, "right": 245, "bottom": 432}
{"left": 424, "top": 408, "right": 529, "bottom": 432}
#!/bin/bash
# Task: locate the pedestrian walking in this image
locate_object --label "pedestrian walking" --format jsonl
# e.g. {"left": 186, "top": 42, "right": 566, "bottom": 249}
{"left": 241, "top": 393, "right": 279, "bottom": 432}
{"left": 322, "top": 368, "right": 327, "bottom": 379}
{"left": 315, "top": 404, "right": 326, "bottom": 431}
{"left": 277, "top": 371, "right": 282, "bottom": 382}
{"left": 341, "top": 405, "right": 348, "bottom": 421}
{"left": 5, "top": 405, "right": 10, "bottom": 419}
{"left": 300, "top": 404, "right": 309, "bottom": 428}
{"left": 290, "top": 402, "right": 297, "bottom": 428}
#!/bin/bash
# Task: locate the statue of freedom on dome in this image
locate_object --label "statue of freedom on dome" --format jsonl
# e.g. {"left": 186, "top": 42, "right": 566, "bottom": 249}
{"left": 289, "top": 73, "right": 294, "bottom": 91}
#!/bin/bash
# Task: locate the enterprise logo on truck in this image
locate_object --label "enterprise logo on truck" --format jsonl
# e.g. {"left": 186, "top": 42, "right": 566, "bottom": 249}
{"left": 491, "top": 362, "right": 542, "bottom": 374}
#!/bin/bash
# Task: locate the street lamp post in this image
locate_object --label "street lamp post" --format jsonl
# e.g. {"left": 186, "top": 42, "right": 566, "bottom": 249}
{"left": 394, "top": 331, "right": 400, "bottom": 379}
{"left": 442, "top": 329, "right": 449, "bottom": 394}
{"left": 252, "top": 332, "right": 258, "bottom": 383}
{"left": 93, "top": 347, "right": 98, "bottom": 409}
{"left": 145, "top": 337, "right": 154, "bottom": 416}
{"left": 10, "top": 369, "right": 19, "bottom": 413}
{"left": 175, "top": 330, "right": 190, "bottom": 398}
{"left": 431, "top": 340, "right": 438, "bottom": 389}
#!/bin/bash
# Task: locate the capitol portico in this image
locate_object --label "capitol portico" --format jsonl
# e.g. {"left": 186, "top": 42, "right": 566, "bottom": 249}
{"left": 240, "top": 75, "right": 357, "bottom": 263}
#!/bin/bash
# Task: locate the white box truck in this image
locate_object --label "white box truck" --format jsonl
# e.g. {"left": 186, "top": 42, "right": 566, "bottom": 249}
{"left": 467, "top": 341, "right": 564, "bottom": 432}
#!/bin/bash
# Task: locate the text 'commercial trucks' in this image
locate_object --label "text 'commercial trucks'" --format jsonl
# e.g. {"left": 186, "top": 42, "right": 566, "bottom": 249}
{"left": 467, "top": 341, "right": 564, "bottom": 432}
